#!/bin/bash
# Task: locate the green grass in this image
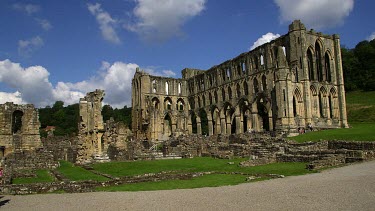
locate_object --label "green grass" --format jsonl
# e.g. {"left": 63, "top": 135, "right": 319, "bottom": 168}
{"left": 96, "top": 174, "right": 250, "bottom": 192}
{"left": 346, "top": 91, "right": 375, "bottom": 123}
{"left": 12, "top": 170, "right": 54, "bottom": 184}
{"left": 289, "top": 122, "right": 375, "bottom": 142}
{"left": 95, "top": 160, "right": 313, "bottom": 192}
{"left": 57, "top": 160, "right": 109, "bottom": 181}
{"left": 92, "top": 157, "right": 313, "bottom": 178}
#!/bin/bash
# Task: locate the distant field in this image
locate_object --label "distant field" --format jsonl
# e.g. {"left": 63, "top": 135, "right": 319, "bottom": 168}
{"left": 346, "top": 91, "right": 375, "bottom": 123}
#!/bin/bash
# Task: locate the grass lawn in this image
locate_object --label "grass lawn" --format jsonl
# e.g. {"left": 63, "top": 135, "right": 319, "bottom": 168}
{"left": 94, "top": 160, "right": 313, "bottom": 192}
{"left": 289, "top": 122, "right": 375, "bottom": 143}
{"left": 92, "top": 157, "right": 313, "bottom": 177}
{"left": 96, "top": 174, "right": 251, "bottom": 192}
{"left": 57, "top": 160, "right": 109, "bottom": 181}
{"left": 12, "top": 170, "right": 54, "bottom": 184}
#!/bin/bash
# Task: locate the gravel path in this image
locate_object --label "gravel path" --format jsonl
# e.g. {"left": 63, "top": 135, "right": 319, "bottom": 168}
{"left": 1, "top": 160, "right": 375, "bottom": 211}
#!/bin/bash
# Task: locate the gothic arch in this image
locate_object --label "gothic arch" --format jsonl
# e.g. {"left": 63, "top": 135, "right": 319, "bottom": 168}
{"left": 315, "top": 40, "right": 324, "bottom": 82}
{"left": 151, "top": 97, "right": 160, "bottom": 110}
{"left": 307, "top": 47, "right": 315, "bottom": 81}
{"left": 325, "top": 51, "right": 332, "bottom": 82}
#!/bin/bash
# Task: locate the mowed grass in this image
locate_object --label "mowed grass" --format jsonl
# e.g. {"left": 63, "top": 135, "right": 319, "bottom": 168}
{"left": 12, "top": 170, "right": 54, "bottom": 184}
{"left": 289, "top": 122, "right": 375, "bottom": 143}
{"left": 96, "top": 174, "right": 250, "bottom": 192}
{"left": 94, "top": 159, "right": 313, "bottom": 192}
{"left": 57, "top": 160, "right": 109, "bottom": 181}
{"left": 92, "top": 157, "right": 313, "bottom": 177}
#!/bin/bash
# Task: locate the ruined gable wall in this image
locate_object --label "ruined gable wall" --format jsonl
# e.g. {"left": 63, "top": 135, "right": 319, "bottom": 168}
{"left": 0, "top": 102, "right": 41, "bottom": 157}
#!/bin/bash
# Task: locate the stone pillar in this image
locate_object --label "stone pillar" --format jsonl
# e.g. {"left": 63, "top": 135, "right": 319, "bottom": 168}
{"left": 197, "top": 117, "right": 202, "bottom": 135}
{"left": 235, "top": 116, "right": 241, "bottom": 134}
{"left": 220, "top": 118, "right": 226, "bottom": 135}
{"left": 208, "top": 120, "right": 213, "bottom": 136}
{"left": 333, "top": 35, "right": 348, "bottom": 128}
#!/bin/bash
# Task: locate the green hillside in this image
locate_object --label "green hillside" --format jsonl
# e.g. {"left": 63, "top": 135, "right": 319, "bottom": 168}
{"left": 346, "top": 91, "right": 375, "bottom": 123}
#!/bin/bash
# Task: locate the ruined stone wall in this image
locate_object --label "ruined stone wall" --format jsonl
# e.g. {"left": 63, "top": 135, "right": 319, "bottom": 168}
{"left": 77, "top": 90, "right": 105, "bottom": 164}
{"left": 42, "top": 136, "right": 78, "bottom": 163}
{"left": 131, "top": 20, "right": 348, "bottom": 140}
{"left": 0, "top": 102, "right": 41, "bottom": 157}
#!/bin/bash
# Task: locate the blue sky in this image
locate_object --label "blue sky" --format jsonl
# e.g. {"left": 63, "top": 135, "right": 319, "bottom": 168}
{"left": 0, "top": 0, "right": 374, "bottom": 108}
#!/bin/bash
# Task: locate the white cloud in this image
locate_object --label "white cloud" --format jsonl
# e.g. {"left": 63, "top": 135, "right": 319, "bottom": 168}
{"left": 0, "top": 59, "right": 177, "bottom": 108}
{"left": 18, "top": 36, "right": 44, "bottom": 57}
{"left": 274, "top": 0, "right": 354, "bottom": 29}
{"left": 0, "top": 59, "right": 54, "bottom": 107}
{"left": 0, "top": 91, "right": 25, "bottom": 104}
{"left": 13, "top": 3, "right": 40, "bottom": 15}
{"left": 126, "top": 0, "right": 206, "bottom": 42}
{"left": 87, "top": 3, "right": 121, "bottom": 44}
{"left": 36, "top": 18, "right": 52, "bottom": 31}
{"left": 250, "top": 33, "right": 280, "bottom": 50}
{"left": 367, "top": 32, "right": 375, "bottom": 41}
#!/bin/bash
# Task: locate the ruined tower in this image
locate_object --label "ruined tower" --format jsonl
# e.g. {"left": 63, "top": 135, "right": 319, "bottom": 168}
{"left": 76, "top": 89, "right": 106, "bottom": 164}
{"left": 132, "top": 20, "right": 348, "bottom": 140}
{"left": 0, "top": 102, "right": 41, "bottom": 158}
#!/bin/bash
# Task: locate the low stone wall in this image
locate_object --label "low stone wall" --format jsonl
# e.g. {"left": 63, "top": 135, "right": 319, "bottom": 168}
{"left": 328, "top": 140, "right": 375, "bottom": 150}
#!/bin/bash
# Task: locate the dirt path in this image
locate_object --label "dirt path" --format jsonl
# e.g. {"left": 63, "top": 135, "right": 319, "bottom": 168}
{"left": 1, "top": 160, "right": 375, "bottom": 211}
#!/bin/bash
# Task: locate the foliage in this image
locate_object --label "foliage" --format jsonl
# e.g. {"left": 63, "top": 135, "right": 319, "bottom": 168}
{"left": 102, "top": 104, "right": 132, "bottom": 128}
{"left": 12, "top": 170, "right": 54, "bottom": 184}
{"left": 288, "top": 123, "right": 375, "bottom": 143}
{"left": 342, "top": 39, "right": 375, "bottom": 91}
{"left": 39, "top": 101, "right": 79, "bottom": 137}
{"left": 57, "top": 160, "right": 109, "bottom": 181}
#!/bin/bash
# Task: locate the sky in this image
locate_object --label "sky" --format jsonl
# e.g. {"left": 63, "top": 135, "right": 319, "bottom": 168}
{"left": 0, "top": 0, "right": 374, "bottom": 108}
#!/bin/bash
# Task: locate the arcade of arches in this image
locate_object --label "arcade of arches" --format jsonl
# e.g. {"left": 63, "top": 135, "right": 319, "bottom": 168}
{"left": 131, "top": 20, "right": 348, "bottom": 141}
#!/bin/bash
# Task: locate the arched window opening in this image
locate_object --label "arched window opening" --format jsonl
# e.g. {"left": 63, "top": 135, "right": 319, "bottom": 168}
{"left": 228, "top": 87, "right": 232, "bottom": 99}
{"left": 295, "top": 67, "right": 299, "bottom": 82}
{"left": 254, "top": 57, "right": 259, "bottom": 70}
{"left": 226, "top": 68, "right": 231, "bottom": 80}
{"left": 236, "top": 84, "right": 241, "bottom": 98}
{"left": 262, "top": 75, "right": 267, "bottom": 91}
{"left": 12, "top": 110, "right": 23, "bottom": 134}
{"left": 222, "top": 88, "right": 226, "bottom": 101}
{"left": 325, "top": 53, "right": 332, "bottom": 82}
{"left": 282, "top": 46, "right": 286, "bottom": 56}
{"left": 191, "top": 112, "right": 198, "bottom": 134}
{"left": 165, "top": 82, "right": 169, "bottom": 95}
{"left": 152, "top": 97, "right": 160, "bottom": 110}
{"left": 260, "top": 55, "right": 264, "bottom": 65}
{"left": 152, "top": 80, "right": 157, "bottom": 93}
{"left": 243, "top": 81, "right": 249, "bottom": 95}
{"left": 242, "top": 62, "right": 246, "bottom": 73}
{"left": 178, "top": 82, "right": 182, "bottom": 94}
{"left": 202, "top": 95, "right": 206, "bottom": 107}
{"left": 293, "top": 96, "right": 297, "bottom": 117}
{"left": 307, "top": 49, "right": 314, "bottom": 81}
{"left": 199, "top": 109, "right": 209, "bottom": 135}
{"left": 177, "top": 99, "right": 184, "bottom": 111}
{"left": 254, "top": 78, "right": 259, "bottom": 93}
{"left": 209, "top": 93, "right": 213, "bottom": 105}
{"left": 164, "top": 114, "right": 172, "bottom": 136}
{"left": 214, "top": 91, "right": 218, "bottom": 103}
{"left": 315, "top": 42, "right": 323, "bottom": 82}
{"left": 164, "top": 98, "right": 172, "bottom": 110}
{"left": 328, "top": 95, "right": 333, "bottom": 118}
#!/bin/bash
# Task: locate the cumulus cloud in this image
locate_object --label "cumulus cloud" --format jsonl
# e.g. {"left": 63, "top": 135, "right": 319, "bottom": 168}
{"left": 36, "top": 18, "right": 52, "bottom": 31}
{"left": 12, "top": 3, "right": 40, "bottom": 15}
{"left": 250, "top": 33, "right": 280, "bottom": 50}
{"left": 88, "top": 3, "right": 121, "bottom": 44}
{"left": 126, "top": 0, "right": 206, "bottom": 42}
{"left": 18, "top": 36, "right": 44, "bottom": 57}
{"left": 0, "top": 59, "right": 54, "bottom": 106}
{"left": 367, "top": 32, "right": 375, "bottom": 41}
{"left": 0, "top": 91, "right": 25, "bottom": 104}
{"left": 274, "top": 0, "right": 354, "bottom": 29}
{"left": 0, "top": 59, "right": 176, "bottom": 108}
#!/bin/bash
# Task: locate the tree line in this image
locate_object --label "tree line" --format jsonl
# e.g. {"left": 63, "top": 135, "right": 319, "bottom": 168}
{"left": 38, "top": 39, "right": 375, "bottom": 136}
{"left": 39, "top": 101, "right": 132, "bottom": 137}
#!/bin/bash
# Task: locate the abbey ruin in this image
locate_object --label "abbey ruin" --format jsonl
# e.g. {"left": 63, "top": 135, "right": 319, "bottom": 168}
{"left": 132, "top": 20, "right": 349, "bottom": 141}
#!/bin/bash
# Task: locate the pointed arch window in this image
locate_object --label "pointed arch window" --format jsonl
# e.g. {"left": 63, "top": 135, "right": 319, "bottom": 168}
{"left": 307, "top": 49, "right": 314, "bottom": 81}
{"left": 315, "top": 42, "right": 323, "bottom": 82}
{"left": 325, "top": 53, "right": 332, "bottom": 82}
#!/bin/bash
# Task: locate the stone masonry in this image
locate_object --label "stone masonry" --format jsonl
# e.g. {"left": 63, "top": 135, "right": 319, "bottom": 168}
{"left": 0, "top": 102, "right": 41, "bottom": 158}
{"left": 132, "top": 20, "right": 348, "bottom": 141}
